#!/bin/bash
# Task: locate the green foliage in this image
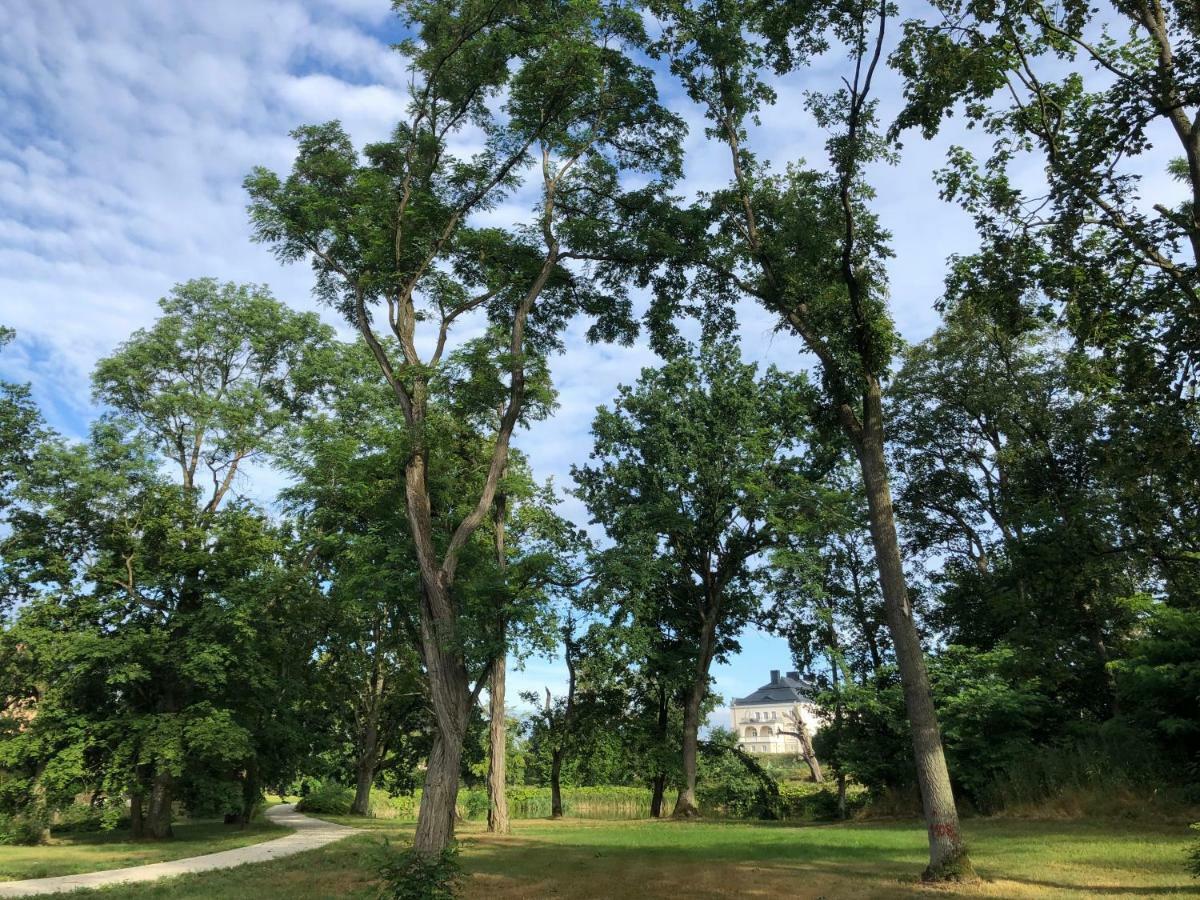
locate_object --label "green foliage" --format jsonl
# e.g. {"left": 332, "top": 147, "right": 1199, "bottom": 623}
{"left": 295, "top": 781, "right": 405, "bottom": 819}
{"left": 376, "top": 840, "right": 463, "bottom": 900}
{"left": 1113, "top": 605, "right": 1200, "bottom": 767}
{"left": 0, "top": 807, "right": 49, "bottom": 846}
{"left": 51, "top": 802, "right": 126, "bottom": 835}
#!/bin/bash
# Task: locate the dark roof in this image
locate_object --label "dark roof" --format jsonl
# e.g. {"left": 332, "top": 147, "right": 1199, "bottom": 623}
{"left": 733, "top": 670, "right": 816, "bottom": 706}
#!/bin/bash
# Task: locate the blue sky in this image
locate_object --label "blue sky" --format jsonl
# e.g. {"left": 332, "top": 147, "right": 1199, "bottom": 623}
{"left": 1, "top": 0, "right": 1178, "bottom": 725}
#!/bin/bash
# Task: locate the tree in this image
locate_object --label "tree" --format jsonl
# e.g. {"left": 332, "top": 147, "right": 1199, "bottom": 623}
{"left": 765, "top": 463, "right": 889, "bottom": 812}
{"left": 648, "top": 0, "right": 973, "bottom": 877}
{"left": 889, "top": 303, "right": 1143, "bottom": 720}
{"left": 246, "top": 0, "right": 681, "bottom": 855}
{"left": 1, "top": 280, "right": 333, "bottom": 840}
{"left": 892, "top": 0, "right": 1200, "bottom": 611}
{"left": 574, "top": 335, "right": 822, "bottom": 816}
{"left": 0, "top": 328, "right": 44, "bottom": 534}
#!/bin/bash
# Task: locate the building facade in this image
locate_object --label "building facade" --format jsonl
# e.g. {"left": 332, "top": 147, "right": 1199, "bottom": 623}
{"left": 731, "top": 670, "right": 821, "bottom": 755}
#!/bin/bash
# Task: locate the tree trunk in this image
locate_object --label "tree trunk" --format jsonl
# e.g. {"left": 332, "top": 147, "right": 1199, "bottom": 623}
{"left": 414, "top": 713, "right": 467, "bottom": 854}
{"left": 672, "top": 688, "right": 703, "bottom": 817}
{"left": 487, "top": 656, "right": 510, "bottom": 833}
{"left": 129, "top": 764, "right": 150, "bottom": 839}
{"left": 240, "top": 759, "right": 261, "bottom": 827}
{"left": 788, "top": 707, "right": 824, "bottom": 783}
{"left": 837, "top": 771, "right": 848, "bottom": 820}
{"left": 145, "top": 769, "right": 174, "bottom": 840}
{"left": 550, "top": 748, "right": 564, "bottom": 818}
{"left": 487, "top": 482, "right": 510, "bottom": 834}
{"left": 411, "top": 573, "right": 472, "bottom": 855}
{"left": 130, "top": 792, "right": 145, "bottom": 839}
{"left": 650, "top": 773, "right": 667, "bottom": 818}
{"left": 351, "top": 746, "right": 377, "bottom": 817}
{"left": 649, "top": 683, "right": 669, "bottom": 818}
{"left": 852, "top": 383, "right": 972, "bottom": 881}
{"left": 672, "top": 606, "right": 719, "bottom": 818}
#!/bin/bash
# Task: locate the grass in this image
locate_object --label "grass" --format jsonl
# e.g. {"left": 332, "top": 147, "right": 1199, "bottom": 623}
{"left": 61, "top": 813, "right": 1196, "bottom": 899}
{"left": 0, "top": 818, "right": 290, "bottom": 882}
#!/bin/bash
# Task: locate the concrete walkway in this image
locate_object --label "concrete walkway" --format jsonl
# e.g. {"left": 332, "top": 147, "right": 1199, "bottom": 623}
{"left": 0, "top": 804, "right": 361, "bottom": 897}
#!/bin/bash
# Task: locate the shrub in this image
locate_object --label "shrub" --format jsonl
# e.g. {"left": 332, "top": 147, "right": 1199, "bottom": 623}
{"left": 52, "top": 803, "right": 107, "bottom": 834}
{"left": 0, "top": 807, "right": 50, "bottom": 845}
{"left": 376, "top": 840, "right": 462, "bottom": 900}
{"left": 295, "top": 780, "right": 405, "bottom": 819}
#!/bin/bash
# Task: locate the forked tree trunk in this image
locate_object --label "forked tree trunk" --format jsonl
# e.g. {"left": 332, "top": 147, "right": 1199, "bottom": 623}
{"left": 852, "top": 383, "right": 972, "bottom": 880}
{"left": 487, "top": 655, "right": 510, "bottom": 833}
{"left": 672, "top": 609, "right": 719, "bottom": 818}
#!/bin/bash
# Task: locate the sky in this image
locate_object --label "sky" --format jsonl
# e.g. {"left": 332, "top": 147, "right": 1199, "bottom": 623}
{"left": 0, "top": 0, "right": 1146, "bottom": 725}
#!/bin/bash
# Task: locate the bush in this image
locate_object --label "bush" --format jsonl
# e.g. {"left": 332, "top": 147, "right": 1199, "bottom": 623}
{"left": 295, "top": 780, "right": 405, "bottom": 819}
{"left": 0, "top": 807, "right": 50, "bottom": 845}
{"left": 777, "top": 782, "right": 869, "bottom": 821}
{"left": 52, "top": 803, "right": 106, "bottom": 834}
{"left": 376, "top": 840, "right": 462, "bottom": 900}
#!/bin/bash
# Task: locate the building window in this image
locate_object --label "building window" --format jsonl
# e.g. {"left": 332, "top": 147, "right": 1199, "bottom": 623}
{"left": 745, "top": 726, "right": 757, "bottom": 738}
{"left": 759, "top": 726, "right": 772, "bottom": 737}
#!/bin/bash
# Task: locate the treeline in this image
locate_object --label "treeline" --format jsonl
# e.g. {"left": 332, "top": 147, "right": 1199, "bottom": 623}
{"left": 2, "top": 0, "right": 1198, "bottom": 886}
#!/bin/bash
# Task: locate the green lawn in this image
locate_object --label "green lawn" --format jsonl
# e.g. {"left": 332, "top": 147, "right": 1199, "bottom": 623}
{"left": 0, "top": 819, "right": 290, "bottom": 882}
{"left": 63, "top": 815, "right": 1196, "bottom": 898}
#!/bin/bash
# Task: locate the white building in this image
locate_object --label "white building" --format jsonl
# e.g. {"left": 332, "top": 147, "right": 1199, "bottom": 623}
{"left": 731, "top": 670, "right": 821, "bottom": 755}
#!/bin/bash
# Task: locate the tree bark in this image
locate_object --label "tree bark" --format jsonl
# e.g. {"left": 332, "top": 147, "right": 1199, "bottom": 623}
{"left": 650, "top": 773, "right": 667, "bottom": 818}
{"left": 351, "top": 747, "right": 378, "bottom": 817}
{"left": 130, "top": 791, "right": 145, "bottom": 839}
{"left": 145, "top": 769, "right": 174, "bottom": 840}
{"left": 649, "top": 682, "right": 669, "bottom": 818}
{"left": 414, "top": 710, "right": 468, "bottom": 854}
{"left": 852, "top": 382, "right": 972, "bottom": 880}
{"left": 672, "top": 607, "right": 719, "bottom": 818}
{"left": 786, "top": 706, "right": 823, "bottom": 783}
{"left": 487, "top": 655, "right": 510, "bottom": 833}
{"left": 411, "top": 572, "right": 472, "bottom": 855}
{"left": 550, "top": 747, "right": 564, "bottom": 818}
{"left": 351, "top": 663, "right": 384, "bottom": 817}
{"left": 240, "top": 759, "right": 261, "bottom": 827}
{"left": 487, "top": 482, "right": 510, "bottom": 834}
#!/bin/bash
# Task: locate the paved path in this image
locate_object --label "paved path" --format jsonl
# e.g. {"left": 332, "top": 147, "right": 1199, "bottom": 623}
{"left": 0, "top": 804, "right": 361, "bottom": 897}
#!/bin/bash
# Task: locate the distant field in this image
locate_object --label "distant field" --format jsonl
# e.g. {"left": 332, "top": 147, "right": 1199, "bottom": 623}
{"left": 69, "top": 815, "right": 1196, "bottom": 898}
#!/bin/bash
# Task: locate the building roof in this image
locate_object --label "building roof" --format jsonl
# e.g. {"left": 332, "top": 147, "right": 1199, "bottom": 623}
{"left": 733, "top": 670, "right": 816, "bottom": 706}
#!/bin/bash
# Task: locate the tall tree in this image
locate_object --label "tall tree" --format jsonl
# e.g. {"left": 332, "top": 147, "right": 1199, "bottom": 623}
{"left": 246, "top": 0, "right": 680, "bottom": 854}
{"left": 650, "top": 0, "right": 974, "bottom": 876}
{"left": 889, "top": 303, "right": 1143, "bottom": 719}
{"left": 85, "top": 278, "right": 329, "bottom": 837}
{"left": 574, "top": 335, "right": 821, "bottom": 816}
{"left": 892, "top": 0, "right": 1200, "bottom": 606}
